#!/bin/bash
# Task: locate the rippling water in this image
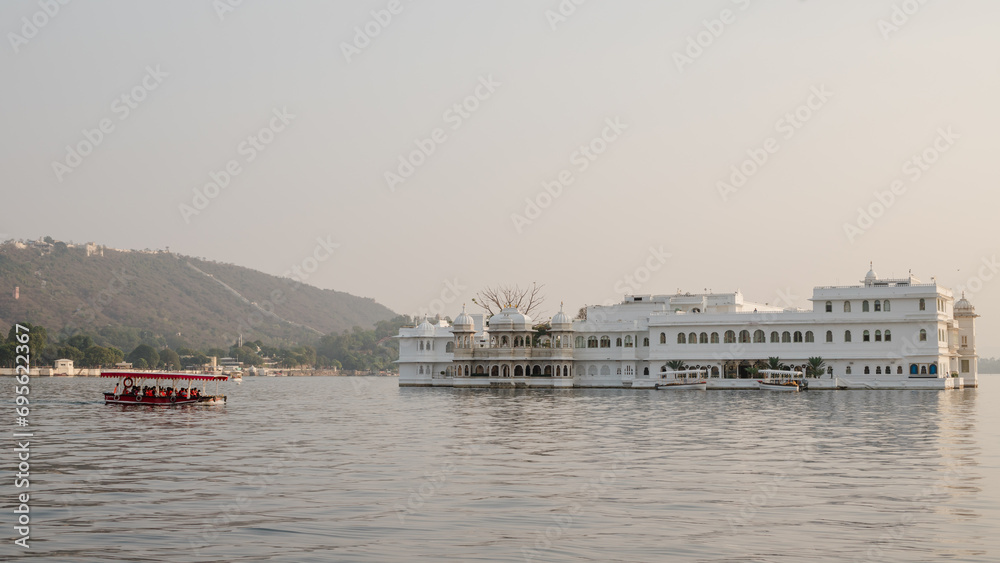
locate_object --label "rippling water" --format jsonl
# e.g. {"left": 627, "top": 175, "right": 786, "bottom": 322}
{"left": 2, "top": 376, "right": 998, "bottom": 562}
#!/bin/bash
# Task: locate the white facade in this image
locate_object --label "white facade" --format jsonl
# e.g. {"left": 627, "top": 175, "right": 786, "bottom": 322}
{"left": 397, "top": 268, "right": 978, "bottom": 389}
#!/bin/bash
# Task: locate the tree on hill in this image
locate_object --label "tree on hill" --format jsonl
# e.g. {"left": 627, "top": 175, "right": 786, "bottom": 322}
{"left": 128, "top": 344, "right": 160, "bottom": 369}
{"left": 7, "top": 323, "right": 47, "bottom": 358}
{"left": 82, "top": 345, "right": 121, "bottom": 368}
{"left": 54, "top": 345, "right": 84, "bottom": 363}
{"left": 67, "top": 334, "right": 94, "bottom": 351}
{"left": 160, "top": 348, "right": 181, "bottom": 370}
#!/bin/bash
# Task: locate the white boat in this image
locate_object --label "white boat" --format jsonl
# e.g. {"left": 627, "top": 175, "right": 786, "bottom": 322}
{"left": 656, "top": 368, "right": 708, "bottom": 390}
{"left": 757, "top": 369, "right": 802, "bottom": 392}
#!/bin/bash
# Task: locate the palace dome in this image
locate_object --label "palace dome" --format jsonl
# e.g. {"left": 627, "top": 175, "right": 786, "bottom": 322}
{"left": 550, "top": 303, "right": 572, "bottom": 331}
{"left": 955, "top": 293, "right": 975, "bottom": 313}
{"left": 489, "top": 306, "right": 532, "bottom": 331}
{"left": 416, "top": 317, "right": 435, "bottom": 335}
{"left": 453, "top": 305, "right": 475, "bottom": 331}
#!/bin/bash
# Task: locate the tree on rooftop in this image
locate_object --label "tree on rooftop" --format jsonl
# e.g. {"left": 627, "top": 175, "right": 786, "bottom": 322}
{"left": 472, "top": 282, "right": 545, "bottom": 317}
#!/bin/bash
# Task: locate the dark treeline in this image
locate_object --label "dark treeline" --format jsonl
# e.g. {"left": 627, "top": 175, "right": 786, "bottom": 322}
{"left": 0, "top": 315, "right": 417, "bottom": 371}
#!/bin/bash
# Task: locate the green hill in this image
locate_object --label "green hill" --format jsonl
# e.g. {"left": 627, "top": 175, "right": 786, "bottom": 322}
{"left": 0, "top": 240, "right": 396, "bottom": 350}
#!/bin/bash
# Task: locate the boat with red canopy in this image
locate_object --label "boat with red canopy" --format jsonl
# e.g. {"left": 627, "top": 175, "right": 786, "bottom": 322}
{"left": 101, "top": 371, "right": 228, "bottom": 405}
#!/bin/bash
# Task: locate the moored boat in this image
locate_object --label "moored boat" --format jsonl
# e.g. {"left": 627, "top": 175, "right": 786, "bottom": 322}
{"left": 757, "top": 369, "right": 803, "bottom": 392}
{"left": 656, "top": 368, "right": 708, "bottom": 390}
{"left": 101, "top": 371, "right": 228, "bottom": 405}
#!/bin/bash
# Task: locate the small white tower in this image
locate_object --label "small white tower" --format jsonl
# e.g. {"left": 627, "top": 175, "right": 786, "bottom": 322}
{"left": 954, "top": 292, "right": 979, "bottom": 386}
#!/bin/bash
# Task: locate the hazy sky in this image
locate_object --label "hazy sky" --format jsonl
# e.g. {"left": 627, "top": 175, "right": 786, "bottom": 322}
{"left": 3, "top": 1, "right": 1000, "bottom": 353}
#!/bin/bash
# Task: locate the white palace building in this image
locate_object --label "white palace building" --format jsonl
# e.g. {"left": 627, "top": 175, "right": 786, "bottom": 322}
{"left": 397, "top": 268, "right": 979, "bottom": 390}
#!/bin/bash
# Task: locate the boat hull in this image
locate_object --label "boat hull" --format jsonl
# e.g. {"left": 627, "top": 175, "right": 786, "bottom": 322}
{"left": 656, "top": 381, "right": 707, "bottom": 391}
{"left": 758, "top": 381, "right": 799, "bottom": 392}
{"left": 103, "top": 392, "right": 226, "bottom": 405}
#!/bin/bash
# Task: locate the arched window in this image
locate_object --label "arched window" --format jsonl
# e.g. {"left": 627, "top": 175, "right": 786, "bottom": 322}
{"left": 418, "top": 365, "right": 424, "bottom": 374}
{"left": 920, "top": 365, "right": 927, "bottom": 375}
{"left": 587, "top": 336, "right": 598, "bottom": 348}
{"left": 544, "top": 365, "right": 552, "bottom": 376}
{"left": 575, "top": 336, "right": 584, "bottom": 348}
{"left": 864, "top": 366, "right": 870, "bottom": 374}
{"left": 805, "top": 331, "right": 814, "bottom": 343}
{"left": 513, "top": 336, "right": 522, "bottom": 347}
{"left": 825, "top": 301, "right": 832, "bottom": 312}
{"left": 624, "top": 336, "right": 633, "bottom": 348}
{"left": 753, "top": 330, "right": 765, "bottom": 343}
{"left": 884, "top": 300, "right": 891, "bottom": 312}
{"left": 863, "top": 330, "right": 870, "bottom": 342}
{"left": 514, "top": 365, "right": 523, "bottom": 377}
{"left": 897, "top": 366, "right": 902, "bottom": 374}
{"left": 884, "top": 330, "right": 891, "bottom": 342}
{"left": 862, "top": 300, "right": 870, "bottom": 312}
{"left": 501, "top": 336, "right": 509, "bottom": 347}
{"left": 600, "top": 365, "right": 611, "bottom": 376}
{"left": 919, "top": 298, "right": 926, "bottom": 311}
{"left": 419, "top": 341, "right": 424, "bottom": 351}
{"left": 677, "top": 333, "right": 686, "bottom": 344}
{"left": 724, "top": 330, "right": 736, "bottom": 344}
{"left": 711, "top": 332, "right": 720, "bottom": 343}
{"left": 616, "top": 337, "right": 622, "bottom": 347}
{"left": 700, "top": 332, "right": 708, "bottom": 344}
{"left": 502, "top": 365, "right": 509, "bottom": 377}
{"left": 910, "top": 364, "right": 918, "bottom": 375}
{"left": 793, "top": 331, "right": 803, "bottom": 343}
{"left": 875, "top": 366, "right": 881, "bottom": 374}
{"left": 846, "top": 366, "right": 852, "bottom": 375}
{"left": 844, "top": 301, "right": 852, "bottom": 313}
{"left": 660, "top": 332, "right": 666, "bottom": 344}
{"left": 770, "top": 331, "right": 779, "bottom": 343}
{"left": 600, "top": 336, "right": 611, "bottom": 348}
{"left": 689, "top": 332, "right": 697, "bottom": 344}
{"left": 885, "top": 366, "right": 891, "bottom": 375}
{"left": 844, "top": 330, "right": 852, "bottom": 342}
{"left": 929, "top": 364, "right": 937, "bottom": 375}
{"left": 739, "top": 330, "right": 750, "bottom": 343}
{"left": 874, "top": 330, "right": 882, "bottom": 342}
{"left": 643, "top": 338, "right": 649, "bottom": 347}
{"left": 919, "top": 329, "right": 927, "bottom": 342}
{"left": 711, "top": 366, "right": 720, "bottom": 376}
{"left": 446, "top": 342, "right": 454, "bottom": 353}
{"left": 874, "top": 300, "right": 881, "bottom": 312}
{"left": 782, "top": 331, "right": 791, "bottom": 343}
{"left": 826, "top": 330, "right": 833, "bottom": 343}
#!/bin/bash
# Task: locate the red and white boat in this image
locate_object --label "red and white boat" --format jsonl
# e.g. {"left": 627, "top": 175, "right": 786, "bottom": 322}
{"left": 101, "top": 371, "right": 228, "bottom": 405}
{"left": 656, "top": 369, "right": 708, "bottom": 390}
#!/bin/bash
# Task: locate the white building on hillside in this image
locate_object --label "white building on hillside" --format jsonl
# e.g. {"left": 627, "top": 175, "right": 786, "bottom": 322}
{"left": 396, "top": 268, "right": 978, "bottom": 390}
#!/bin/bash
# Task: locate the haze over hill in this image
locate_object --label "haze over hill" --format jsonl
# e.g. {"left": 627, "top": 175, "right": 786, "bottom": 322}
{"left": 0, "top": 239, "right": 396, "bottom": 349}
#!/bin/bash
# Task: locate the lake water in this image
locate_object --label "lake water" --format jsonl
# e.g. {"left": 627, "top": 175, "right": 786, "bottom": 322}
{"left": 3, "top": 376, "right": 998, "bottom": 562}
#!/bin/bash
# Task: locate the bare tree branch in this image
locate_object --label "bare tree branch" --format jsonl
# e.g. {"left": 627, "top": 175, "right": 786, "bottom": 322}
{"left": 472, "top": 283, "right": 545, "bottom": 318}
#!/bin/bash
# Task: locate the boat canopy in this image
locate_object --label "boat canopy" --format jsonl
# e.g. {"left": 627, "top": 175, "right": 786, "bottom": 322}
{"left": 100, "top": 371, "right": 228, "bottom": 381}
{"left": 758, "top": 369, "right": 803, "bottom": 376}
{"left": 660, "top": 369, "right": 707, "bottom": 375}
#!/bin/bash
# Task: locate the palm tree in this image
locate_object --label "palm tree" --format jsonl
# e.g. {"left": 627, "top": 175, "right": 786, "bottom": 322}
{"left": 767, "top": 357, "right": 782, "bottom": 370}
{"left": 746, "top": 366, "right": 759, "bottom": 378}
{"left": 666, "top": 359, "right": 687, "bottom": 371}
{"left": 807, "top": 357, "right": 826, "bottom": 378}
